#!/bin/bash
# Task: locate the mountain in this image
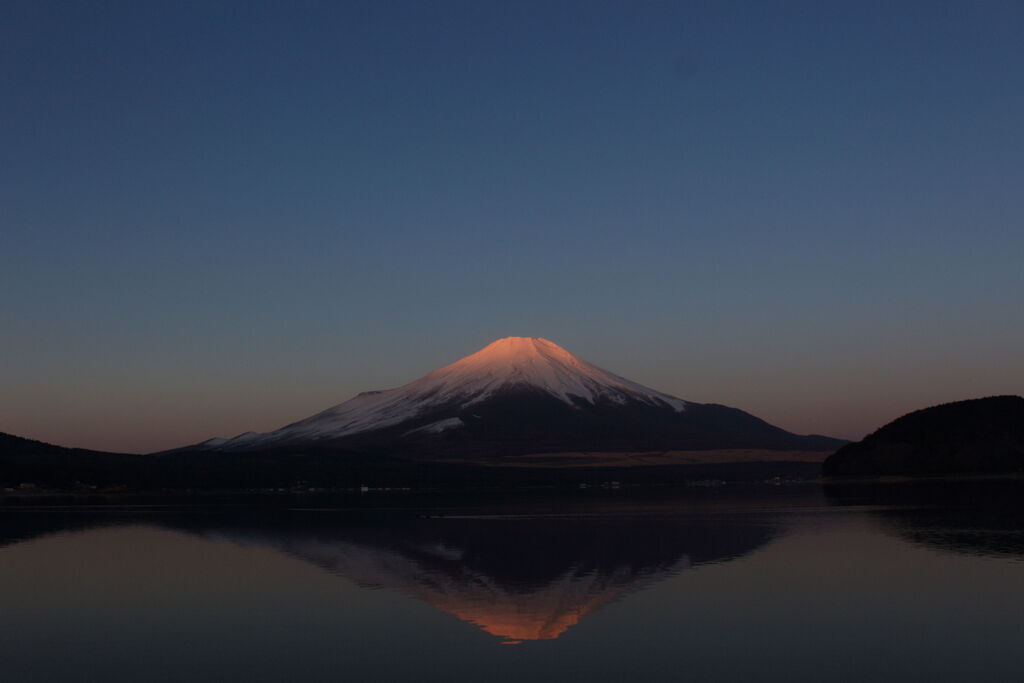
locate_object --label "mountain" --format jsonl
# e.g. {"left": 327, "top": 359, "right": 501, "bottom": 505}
{"left": 822, "top": 396, "right": 1024, "bottom": 477}
{"left": 0, "top": 432, "right": 130, "bottom": 459}
{"left": 0, "top": 432, "right": 145, "bottom": 487}
{"left": 188, "top": 337, "right": 844, "bottom": 460}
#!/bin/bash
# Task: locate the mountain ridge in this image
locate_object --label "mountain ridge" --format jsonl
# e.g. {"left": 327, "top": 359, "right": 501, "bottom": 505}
{"left": 823, "top": 396, "right": 1024, "bottom": 477}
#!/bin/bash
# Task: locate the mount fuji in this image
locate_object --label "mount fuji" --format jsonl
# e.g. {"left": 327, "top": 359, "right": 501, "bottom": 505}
{"left": 185, "top": 337, "right": 843, "bottom": 462}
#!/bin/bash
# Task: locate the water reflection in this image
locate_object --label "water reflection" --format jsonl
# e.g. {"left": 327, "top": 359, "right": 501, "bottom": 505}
{"left": 195, "top": 512, "right": 773, "bottom": 642}
{"left": 0, "top": 509, "right": 128, "bottom": 546}
{"left": 6, "top": 492, "right": 1024, "bottom": 681}
{"left": 825, "top": 480, "right": 1024, "bottom": 559}
{"left": 0, "top": 505, "right": 775, "bottom": 643}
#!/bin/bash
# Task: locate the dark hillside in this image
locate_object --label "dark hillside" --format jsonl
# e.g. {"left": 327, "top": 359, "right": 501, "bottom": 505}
{"left": 823, "top": 396, "right": 1024, "bottom": 477}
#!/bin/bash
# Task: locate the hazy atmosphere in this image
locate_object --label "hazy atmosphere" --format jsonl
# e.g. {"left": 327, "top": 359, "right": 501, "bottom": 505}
{"left": 3, "top": 1, "right": 1022, "bottom": 453}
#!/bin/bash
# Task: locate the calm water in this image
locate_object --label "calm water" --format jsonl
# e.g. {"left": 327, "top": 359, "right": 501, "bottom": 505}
{"left": 2, "top": 483, "right": 1023, "bottom": 682}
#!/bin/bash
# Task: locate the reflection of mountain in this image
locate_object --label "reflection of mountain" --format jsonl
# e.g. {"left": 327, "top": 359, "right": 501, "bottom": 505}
{"left": 0, "top": 510, "right": 127, "bottom": 548}
{"left": 194, "top": 513, "right": 773, "bottom": 642}
{"left": 825, "top": 480, "right": 1024, "bottom": 559}
{"left": 0, "top": 507, "right": 773, "bottom": 643}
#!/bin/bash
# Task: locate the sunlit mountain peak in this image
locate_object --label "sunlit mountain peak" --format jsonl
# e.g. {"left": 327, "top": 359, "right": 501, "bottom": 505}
{"left": 200, "top": 337, "right": 689, "bottom": 450}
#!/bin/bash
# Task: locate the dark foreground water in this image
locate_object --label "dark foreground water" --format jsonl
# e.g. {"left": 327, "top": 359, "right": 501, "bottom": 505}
{"left": 2, "top": 482, "right": 1024, "bottom": 682}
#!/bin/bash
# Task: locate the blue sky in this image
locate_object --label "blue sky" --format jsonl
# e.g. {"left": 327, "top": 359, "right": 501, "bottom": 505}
{"left": 3, "top": 1, "right": 1022, "bottom": 451}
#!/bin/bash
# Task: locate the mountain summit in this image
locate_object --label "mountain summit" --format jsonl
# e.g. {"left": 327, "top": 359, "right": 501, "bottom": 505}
{"left": 405, "top": 336, "right": 687, "bottom": 410}
{"left": 189, "top": 337, "right": 844, "bottom": 459}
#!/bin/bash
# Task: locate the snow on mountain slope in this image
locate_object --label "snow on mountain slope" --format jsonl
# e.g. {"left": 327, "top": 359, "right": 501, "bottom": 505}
{"left": 210, "top": 337, "right": 687, "bottom": 450}
{"left": 404, "top": 417, "right": 465, "bottom": 436}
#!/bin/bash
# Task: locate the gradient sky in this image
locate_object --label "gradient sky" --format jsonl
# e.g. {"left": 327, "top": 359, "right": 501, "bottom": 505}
{"left": 3, "top": 1, "right": 1022, "bottom": 452}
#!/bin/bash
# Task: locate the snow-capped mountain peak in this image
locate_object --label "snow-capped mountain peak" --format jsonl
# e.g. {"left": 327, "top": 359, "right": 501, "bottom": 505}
{"left": 422, "top": 336, "right": 686, "bottom": 409}
{"left": 204, "top": 337, "right": 688, "bottom": 450}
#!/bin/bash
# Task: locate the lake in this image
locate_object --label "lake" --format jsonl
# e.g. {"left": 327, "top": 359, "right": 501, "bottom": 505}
{"left": 2, "top": 482, "right": 1023, "bottom": 682}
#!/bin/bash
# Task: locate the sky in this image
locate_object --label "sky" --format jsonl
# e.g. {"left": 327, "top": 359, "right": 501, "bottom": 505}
{"left": 2, "top": 0, "right": 1022, "bottom": 453}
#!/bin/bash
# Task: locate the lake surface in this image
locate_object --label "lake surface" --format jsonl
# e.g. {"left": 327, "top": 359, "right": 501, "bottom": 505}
{"left": 2, "top": 482, "right": 1023, "bottom": 682}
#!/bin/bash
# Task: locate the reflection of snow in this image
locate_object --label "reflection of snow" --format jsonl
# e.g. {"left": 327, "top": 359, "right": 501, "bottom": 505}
{"left": 209, "top": 529, "right": 692, "bottom": 642}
